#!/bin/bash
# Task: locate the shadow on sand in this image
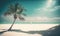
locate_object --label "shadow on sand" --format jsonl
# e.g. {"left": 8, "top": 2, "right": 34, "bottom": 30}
{"left": 0, "top": 25, "right": 60, "bottom": 36}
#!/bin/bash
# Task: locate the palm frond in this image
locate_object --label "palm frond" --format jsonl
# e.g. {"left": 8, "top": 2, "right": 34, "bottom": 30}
{"left": 18, "top": 16, "right": 25, "bottom": 21}
{"left": 22, "top": 13, "right": 27, "bottom": 16}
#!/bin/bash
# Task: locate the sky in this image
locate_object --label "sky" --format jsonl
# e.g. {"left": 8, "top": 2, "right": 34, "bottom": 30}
{"left": 0, "top": 0, "right": 60, "bottom": 24}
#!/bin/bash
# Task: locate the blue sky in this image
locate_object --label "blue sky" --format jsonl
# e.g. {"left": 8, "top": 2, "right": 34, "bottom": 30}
{"left": 0, "top": 0, "right": 60, "bottom": 17}
{"left": 0, "top": 0, "right": 60, "bottom": 24}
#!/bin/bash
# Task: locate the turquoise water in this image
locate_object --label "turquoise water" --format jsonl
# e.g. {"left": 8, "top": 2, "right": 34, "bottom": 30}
{"left": 0, "top": 22, "right": 60, "bottom": 24}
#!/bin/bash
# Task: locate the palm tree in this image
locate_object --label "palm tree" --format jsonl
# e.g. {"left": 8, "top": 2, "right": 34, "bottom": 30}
{"left": 4, "top": 3, "right": 27, "bottom": 31}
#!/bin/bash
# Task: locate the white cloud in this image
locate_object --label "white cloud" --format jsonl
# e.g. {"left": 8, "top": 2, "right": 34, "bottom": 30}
{"left": 45, "top": 0, "right": 55, "bottom": 8}
{"left": 34, "top": 5, "right": 60, "bottom": 17}
{"left": 34, "top": 0, "right": 59, "bottom": 13}
{"left": 2, "top": 15, "right": 60, "bottom": 22}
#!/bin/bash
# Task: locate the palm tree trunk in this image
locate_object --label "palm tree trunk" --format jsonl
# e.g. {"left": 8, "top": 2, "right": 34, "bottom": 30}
{"left": 8, "top": 18, "right": 16, "bottom": 31}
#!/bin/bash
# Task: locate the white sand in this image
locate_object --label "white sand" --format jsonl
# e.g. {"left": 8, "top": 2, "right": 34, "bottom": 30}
{"left": 0, "top": 24, "right": 58, "bottom": 36}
